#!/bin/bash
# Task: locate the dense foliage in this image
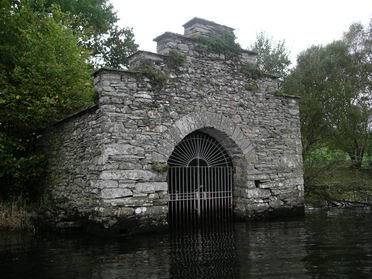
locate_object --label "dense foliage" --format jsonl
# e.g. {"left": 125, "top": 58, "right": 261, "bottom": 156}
{"left": 0, "top": 1, "right": 87, "bottom": 199}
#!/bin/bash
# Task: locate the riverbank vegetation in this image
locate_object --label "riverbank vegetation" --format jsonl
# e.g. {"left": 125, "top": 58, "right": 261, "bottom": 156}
{"left": 304, "top": 148, "right": 372, "bottom": 207}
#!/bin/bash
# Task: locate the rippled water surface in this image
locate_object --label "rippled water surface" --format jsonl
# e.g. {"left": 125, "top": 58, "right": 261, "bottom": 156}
{"left": 1, "top": 210, "right": 372, "bottom": 278}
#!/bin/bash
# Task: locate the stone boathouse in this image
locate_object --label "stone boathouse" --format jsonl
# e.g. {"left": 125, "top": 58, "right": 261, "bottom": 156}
{"left": 42, "top": 18, "right": 304, "bottom": 233}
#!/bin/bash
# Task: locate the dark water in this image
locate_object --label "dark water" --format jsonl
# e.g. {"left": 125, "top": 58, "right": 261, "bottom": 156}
{"left": 1, "top": 210, "right": 372, "bottom": 279}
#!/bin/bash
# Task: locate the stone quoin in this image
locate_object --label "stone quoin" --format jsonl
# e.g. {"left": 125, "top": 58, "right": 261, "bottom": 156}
{"left": 41, "top": 18, "right": 304, "bottom": 234}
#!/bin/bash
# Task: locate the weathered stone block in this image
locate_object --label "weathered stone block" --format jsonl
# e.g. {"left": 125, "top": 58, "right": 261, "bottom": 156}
{"left": 115, "top": 207, "right": 134, "bottom": 217}
{"left": 246, "top": 188, "right": 272, "bottom": 199}
{"left": 100, "top": 170, "right": 157, "bottom": 181}
{"left": 101, "top": 188, "right": 132, "bottom": 199}
{"left": 95, "top": 180, "right": 118, "bottom": 189}
{"left": 130, "top": 182, "right": 168, "bottom": 194}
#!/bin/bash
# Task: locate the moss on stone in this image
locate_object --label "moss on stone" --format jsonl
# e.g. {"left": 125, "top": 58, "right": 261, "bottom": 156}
{"left": 244, "top": 80, "right": 259, "bottom": 92}
{"left": 151, "top": 162, "right": 168, "bottom": 173}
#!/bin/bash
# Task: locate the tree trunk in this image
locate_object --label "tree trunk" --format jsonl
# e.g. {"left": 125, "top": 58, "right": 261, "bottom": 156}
{"left": 348, "top": 148, "right": 364, "bottom": 169}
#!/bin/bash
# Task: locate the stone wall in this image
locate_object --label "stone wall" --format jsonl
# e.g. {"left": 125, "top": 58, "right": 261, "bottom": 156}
{"left": 42, "top": 106, "right": 104, "bottom": 227}
{"left": 42, "top": 18, "right": 304, "bottom": 233}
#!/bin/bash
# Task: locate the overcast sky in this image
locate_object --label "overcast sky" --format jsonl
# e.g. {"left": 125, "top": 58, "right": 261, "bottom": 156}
{"left": 111, "top": 0, "right": 371, "bottom": 64}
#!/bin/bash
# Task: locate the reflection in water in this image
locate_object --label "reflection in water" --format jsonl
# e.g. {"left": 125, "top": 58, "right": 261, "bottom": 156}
{"left": 170, "top": 223, "right": 238, "bottom": 279}
{"left": 1, "top": 210, "right": 372, "bottom": 278}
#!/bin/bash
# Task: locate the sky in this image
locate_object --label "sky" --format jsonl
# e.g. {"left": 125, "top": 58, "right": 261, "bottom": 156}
{"left": 111, "top": 0, "right": 371, "bottom": 64}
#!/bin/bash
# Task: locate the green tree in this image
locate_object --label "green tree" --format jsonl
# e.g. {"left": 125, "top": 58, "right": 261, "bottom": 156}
{"left": 0, "top": 0, "right": 93, "bottom": 198}
{"left": 38, "top": 0, "right": 138, "bottom": 68}
{"left": 44, "top": 0, "right": 117, "bottom": 35}
{"left": 251, "top": 32, "right": 291, "bottom": 80}
{"left": 339, "top": 20, "right": 372, "bottom": 167}
{"left": 283, "top": 20, "right": 371, "bottom": 168}
{"left": 95, "top": 25, "right": 138, "bottom": 69}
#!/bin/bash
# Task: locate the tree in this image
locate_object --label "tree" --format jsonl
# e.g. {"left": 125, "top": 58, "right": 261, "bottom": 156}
{"left": 39, "top": 0, "right": 138, "bottom": 68}
{"left": 336, "top": 20, "right": 372, "bottom": 167}
{"left": 282, "top": 20, "right": 371, "bottom": 168}
{"left": 282, "top": 46, "right": 333, "bottom": 155}
{"left": 343, "top": 21, "right": 372, "bottom": 107}
{"left": 251, "top": 32, "right": 291, "bottom": 80}
{"left": 44, "top": 0, "right": 117, "bottom": 36}
{"left": 0, "top": 0, "right": 93, "bottom": 198}
{"left": 95, "top": 25, "right": 138, "bottom": 69}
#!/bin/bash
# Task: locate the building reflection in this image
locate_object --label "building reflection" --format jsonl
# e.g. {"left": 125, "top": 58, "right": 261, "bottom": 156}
{"left": 169, "top": 222, "right": 239, "bottom": 279}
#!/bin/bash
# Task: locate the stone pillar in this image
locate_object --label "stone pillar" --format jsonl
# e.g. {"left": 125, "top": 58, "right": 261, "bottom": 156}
{"left": 183, "top": 17, "right": 235, "bottom": 39}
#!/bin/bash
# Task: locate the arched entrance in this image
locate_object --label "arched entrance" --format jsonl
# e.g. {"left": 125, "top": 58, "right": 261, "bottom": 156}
{"left": 168, "top": 130, "right": 234, "bottom": 227}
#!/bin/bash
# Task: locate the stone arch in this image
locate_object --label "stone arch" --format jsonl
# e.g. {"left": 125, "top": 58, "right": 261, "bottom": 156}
{"left": 157, "top": 111, "right": 256, "bottom": 165}
{"left": 155, "top": 111, "right": 257, "bottom": 212}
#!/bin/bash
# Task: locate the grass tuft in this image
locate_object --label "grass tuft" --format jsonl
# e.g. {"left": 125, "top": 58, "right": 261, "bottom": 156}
{"left": 0, "top": 197, "right": 34, "bottom": 232}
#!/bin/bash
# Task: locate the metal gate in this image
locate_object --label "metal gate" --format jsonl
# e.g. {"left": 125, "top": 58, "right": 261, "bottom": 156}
{"left": 168, "top": 131, "right": 233, "bottom": 227}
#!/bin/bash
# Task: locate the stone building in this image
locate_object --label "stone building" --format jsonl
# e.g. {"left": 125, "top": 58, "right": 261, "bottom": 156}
{"left": 42, "top": 18, "right": 304, "bottom": 234}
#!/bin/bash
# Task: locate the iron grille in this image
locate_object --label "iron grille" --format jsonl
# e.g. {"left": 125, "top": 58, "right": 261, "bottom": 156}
{"left": 168, "top": 131, "right": 233, "bottom": 227}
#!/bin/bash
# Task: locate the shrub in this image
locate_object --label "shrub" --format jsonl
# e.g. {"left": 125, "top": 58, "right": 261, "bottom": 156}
{"left": 196, "top": 32, "right": 241, "bottom": 59}
{"left": 167, "top": 50, "right": 186, "bottom": 69}
{"left": 139, "top": 65, "right": 168, "bottom": 90}
{"left": 240, "top": 63, "right": 265, "bottom": 79}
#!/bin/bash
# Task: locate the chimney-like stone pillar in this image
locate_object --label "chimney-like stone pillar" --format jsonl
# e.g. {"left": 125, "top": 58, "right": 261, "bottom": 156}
{"left": 183, "top": 17, "right": 235, "bottom": 39}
